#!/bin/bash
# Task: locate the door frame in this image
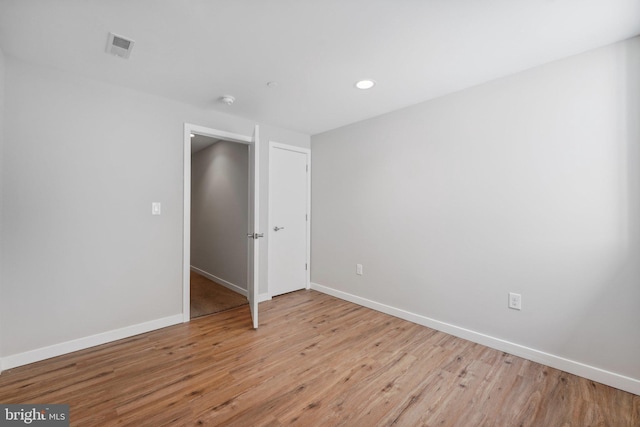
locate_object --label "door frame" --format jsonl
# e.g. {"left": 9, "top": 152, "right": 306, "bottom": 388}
{"left": 183, "top": 123, "right": 256, "bottom": 322}
{"left": 268, "top": 141, "right": 311, "bottom": 295}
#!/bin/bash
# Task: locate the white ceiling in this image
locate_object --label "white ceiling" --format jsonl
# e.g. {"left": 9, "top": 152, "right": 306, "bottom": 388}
{"left": 1, "top": 0, "right": 639, "bottom": 135}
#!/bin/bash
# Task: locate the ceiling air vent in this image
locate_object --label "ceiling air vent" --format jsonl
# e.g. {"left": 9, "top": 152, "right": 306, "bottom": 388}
{"left": 106, "top": 32, "right": 135, "bottom": 59}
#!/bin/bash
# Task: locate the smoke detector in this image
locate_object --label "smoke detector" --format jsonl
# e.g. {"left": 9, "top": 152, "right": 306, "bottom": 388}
{"left": 220, "top": 95, "right": 235, "bottom": 106}
{"left": 106, "top": 32, "right": 135, "bottom": 59}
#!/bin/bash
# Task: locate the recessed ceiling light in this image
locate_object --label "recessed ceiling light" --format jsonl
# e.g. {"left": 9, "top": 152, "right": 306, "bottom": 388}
{"left": 267, "top": 81, "right": 279, "bottom": 88}
{"left": 355, "top": 79, "right": 376, "bottom": 90}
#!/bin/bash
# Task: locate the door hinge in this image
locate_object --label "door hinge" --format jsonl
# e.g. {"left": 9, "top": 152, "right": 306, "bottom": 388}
{"left": 306, "top": 164, "right": 309, "bottom": 172}
{"left": 305, "top": 263, "right": 308, "bottom": 270}
{"left": 305, "top": 214, "right": 308, "bottom": 221}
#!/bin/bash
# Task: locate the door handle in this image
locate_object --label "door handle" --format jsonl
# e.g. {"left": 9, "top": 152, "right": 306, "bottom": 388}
{"left": 247, "top": 233, "right": 264, "bottom": 239}
{"left": 273, "top": 226, "right": 285, "bottom": 232}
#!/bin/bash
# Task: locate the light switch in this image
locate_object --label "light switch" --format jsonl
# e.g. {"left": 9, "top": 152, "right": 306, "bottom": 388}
{"left": 152, "top": 202, "right": 161, "bottom": 215}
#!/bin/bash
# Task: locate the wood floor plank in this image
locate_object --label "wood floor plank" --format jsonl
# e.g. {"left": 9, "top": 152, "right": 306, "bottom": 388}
{"left": 0, "top": 290, "right": 636, "bottom": 426}
{"left": 190, "top": 271, "right": 248, "bottom": 319}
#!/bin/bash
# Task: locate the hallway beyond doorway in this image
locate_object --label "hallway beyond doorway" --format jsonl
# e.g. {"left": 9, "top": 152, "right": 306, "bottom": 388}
{"left": 190, "top": 271, "right": 247, "bottom": 318}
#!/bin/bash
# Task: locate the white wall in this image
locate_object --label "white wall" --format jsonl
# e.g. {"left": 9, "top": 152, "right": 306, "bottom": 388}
{"left": 191, "top": 141, "right": 248, "bottom": 290}
{"left": 0, "top": 46, "right": 5, "bottom": 360}
{"left": 311, "top": 37, "right": 640, "bottom": 393}
{"left": 0, "top": 57, "right": 309, "bottom": 362}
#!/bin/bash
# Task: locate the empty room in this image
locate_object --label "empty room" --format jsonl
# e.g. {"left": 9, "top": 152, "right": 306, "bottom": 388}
{"left": 0, "top": 1, "right": 638, "bottom": 425}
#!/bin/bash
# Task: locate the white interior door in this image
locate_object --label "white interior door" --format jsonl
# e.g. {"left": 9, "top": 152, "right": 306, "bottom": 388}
{"left": 269, "top": 143, "right": 310, "bottom": 297}
{"left": 184, "top": 123, "right": 259, "bottom": 327}
{"left": 247, "top": 125, "right": 260, "bottom": 329}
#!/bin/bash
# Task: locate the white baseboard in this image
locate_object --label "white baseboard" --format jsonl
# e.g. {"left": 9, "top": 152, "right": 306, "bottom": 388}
{"left": 258, "top": 293, "right": 272, "bottom": 303}
{"left": 1, "top": 314, "right": 183, "bottom": 371}
{"left": 311, "top": 282, "right": 640, "bottom": 396}
{"left": 190, "top": 266, "right": 247, "bottom": 297}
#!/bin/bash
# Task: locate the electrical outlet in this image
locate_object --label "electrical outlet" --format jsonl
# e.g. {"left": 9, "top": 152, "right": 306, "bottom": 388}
{"left": 508, "top": 292, "right": 522, "bottom": 310}
{"left": 356, "top": 264, "right": 363, "bottom": 275}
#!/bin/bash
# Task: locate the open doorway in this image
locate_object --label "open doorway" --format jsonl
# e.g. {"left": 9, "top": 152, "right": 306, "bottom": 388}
{"left": 190, "top": 135, "right": 249, "bottom": 318}
{"left": 183, "top": 123, "right": 261, "bottom": 328}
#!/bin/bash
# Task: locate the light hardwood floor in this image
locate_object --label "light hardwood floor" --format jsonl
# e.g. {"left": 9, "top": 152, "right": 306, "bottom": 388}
{"left": 0, "top": 290, "right": 637, "bottom": 426}
{"left": 190, "top": 271, "right": 247, "bottom": 319}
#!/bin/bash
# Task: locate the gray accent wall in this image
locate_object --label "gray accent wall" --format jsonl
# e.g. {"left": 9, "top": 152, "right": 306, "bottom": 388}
{"left": 0, "top": 56, "right": 309, "bottom": 359}
{"left": 311, "top": 37, "right": 640, "bottom": 384}
{"left": 191, "top": 140, "right": 249, "bottom": 290}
